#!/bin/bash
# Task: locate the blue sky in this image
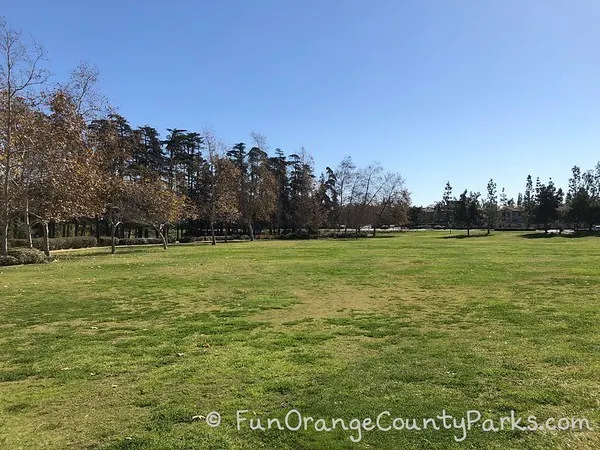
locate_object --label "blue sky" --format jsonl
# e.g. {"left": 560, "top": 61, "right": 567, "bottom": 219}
{"left": 4, "top": 1, "right": 600, "bottom": 205}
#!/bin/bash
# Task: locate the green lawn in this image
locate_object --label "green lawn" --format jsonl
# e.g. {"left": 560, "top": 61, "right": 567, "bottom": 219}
{"left": 0, "top": 232, "right": 598, "bottom": 449}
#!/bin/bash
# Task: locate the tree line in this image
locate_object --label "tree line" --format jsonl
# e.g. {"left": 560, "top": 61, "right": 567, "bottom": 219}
{"left": 0, "top": 19, "right": 410, "bottom": 257}
{"left": 411, "top": 166, "right": 600, "bottom": 235}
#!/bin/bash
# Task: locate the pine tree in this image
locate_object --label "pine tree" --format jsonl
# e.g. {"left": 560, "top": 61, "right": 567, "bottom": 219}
{"left": 484, "top": 179, "right": 498, "bottom": 234}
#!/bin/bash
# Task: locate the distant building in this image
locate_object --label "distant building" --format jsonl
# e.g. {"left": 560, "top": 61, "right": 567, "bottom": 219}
{"left": 421, "top": 207, "right": 436, "bottom": 226}
{"left": 498, "top": 206, "right": 525, "bottom": 228}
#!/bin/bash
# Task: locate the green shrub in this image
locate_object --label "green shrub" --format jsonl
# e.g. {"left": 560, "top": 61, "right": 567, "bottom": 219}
{"left": 74, "top": 236, "right": 95, "bottom": 249}
{"left": 7, "top": 239, "right": 29, "bottom": 248}
{"left": 275, "top": 232, "right": 319, "bottom": 240}
{"left": 7, "top": 248, "right": 47, "bottom": 265}
{"left": 320, "top": 231, "right": 368, "bottom": 239}
{"left": 179, "top": 236, "right": 201, "bottom": 243}
{"left": 98, "top": 236, "right": 174, "bottom": 246}
{"left": 44, "top": 236, "right": 98, "bottom": 250}
{"left": 229, "top": 234, "right": 250, "bottom": 240}
{"left": 0, "top": 255, "right": 21, "bottom": 266}
{"left": 119, "top": 238, "right": 163, "bottom": 246}
{"left": 98, "top": 237, "right": 119, "bottom": 247}
{"left": 253, "top": 231, "right": 369, "bottom": 240}
{"left": 180, "top": 235, "right": 250, "bottom": 243}
{"left": 254, "top": 234, "right": 275, "bottom": 240}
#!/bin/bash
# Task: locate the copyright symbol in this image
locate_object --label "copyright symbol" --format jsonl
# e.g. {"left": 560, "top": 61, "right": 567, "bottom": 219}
{"left": 206, "top": 411, "right": 221, "bottom": 427}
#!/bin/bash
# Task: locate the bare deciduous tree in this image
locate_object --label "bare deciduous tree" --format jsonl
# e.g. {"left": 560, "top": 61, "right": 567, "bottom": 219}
{"left": 29, "top": 90, "right": 103, "bottom": 256}
{"left": 0, "top": 18, "right": 49, "bottom": 256}
{"left": 62, "top": 61, "right": 108, "bottom": 121}
{"left": 334, "top": 156, "right": 356, "bottom": 233}
{"left": 372, "top": 172, "right": 409, "bottom": 236}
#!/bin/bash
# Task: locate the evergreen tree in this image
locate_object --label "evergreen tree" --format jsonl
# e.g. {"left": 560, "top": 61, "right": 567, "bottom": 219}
{"left": 268, "top": 149, "right": 290, "bottom": 233}
{"left": 454, "top": 190, "right": 481, "bottom": 236}
{"left": 484, "top": 179, "right": 498, "bottom": 234}
{"left": 499, "top": 187, "right": 507, "bottom": 207}
{"left": 442, "top": 181, "right": 453, "bottom": 231}
{"left": 523, "top": 175, "right": 534, "bottom": 227}
{"left": 534, "top": 179, "right": 564, "bottom": 233}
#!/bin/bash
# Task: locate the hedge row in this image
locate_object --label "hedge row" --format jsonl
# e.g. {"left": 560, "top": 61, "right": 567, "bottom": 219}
{"left": 180, "top": 232, "right": 370, "bottom": 241}
{"left": 321, "top": 231, "right": 369, "bottom": 239}
{"left": 179, "top": 234, "right": 250, "bottom": 243}
{"left": 8, "top": 231, "right": 368, "bottom": 251}
{"left": 9, "top": 236, "right": 98, "bottom": 251}
{"left": 8, "top": 236, "right": 182, "bottom": 250}
{"left": 111, "top": 237, "right": 175, "bottom": 246}
{"left": 256, "top": 231, "right": 369, "bottom": 240}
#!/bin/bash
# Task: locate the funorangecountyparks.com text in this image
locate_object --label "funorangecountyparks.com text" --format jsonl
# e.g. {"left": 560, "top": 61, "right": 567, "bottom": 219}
{"left": 197, "top": 409, "right": 593, "bottom": 443}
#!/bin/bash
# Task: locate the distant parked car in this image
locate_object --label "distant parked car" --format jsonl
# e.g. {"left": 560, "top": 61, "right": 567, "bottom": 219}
{"left": 593, "top": 225, "right": 600, "bottom": 232}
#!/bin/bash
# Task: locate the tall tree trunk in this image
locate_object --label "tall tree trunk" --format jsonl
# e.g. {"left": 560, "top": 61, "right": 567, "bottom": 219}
{"left": 41, "top": 220, "right": 50, "bottom": 257}
{"left": 25, "top": 215, "right": 33, "bottom": 248}
{"left": 111, "top": 222, "right": 120, "bottom": 254}
{"left": 24, "top": 191, "right": 33, "bottom": 248}
{"left": 1, "top": 91, "right": 11, "bottom": 258}
{"left": 210, "top": 215, "right": 216, "bottom": 246}
{"left": 157, "top": 226, "right": 168, "bottom": 250}
{"left": 247, "top": 219, "right": 254, "bottom": 241}
{"left": 210, "top": 184, "right": 216, "bottom": 245}
{"left": 0, "top": 221, "right": 8, "bottom": 257}
{"left": 95, "top": 216, "right": 100, "bottom": 240}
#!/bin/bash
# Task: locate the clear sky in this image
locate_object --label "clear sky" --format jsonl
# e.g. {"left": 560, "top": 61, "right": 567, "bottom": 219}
{"left": 4, "top": 1, "right": 600, "bottom": 205}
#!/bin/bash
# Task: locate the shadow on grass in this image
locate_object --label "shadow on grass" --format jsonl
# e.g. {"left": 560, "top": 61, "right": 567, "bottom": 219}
{"left": 440, "top": 233, "right": 491, "bottom": 240}
{"left": 521, "top": 231, "right": 600, "bottom": 239}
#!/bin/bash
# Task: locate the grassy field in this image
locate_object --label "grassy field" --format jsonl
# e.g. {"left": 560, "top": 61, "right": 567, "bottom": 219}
{"left": 0, "top": 231, "right": 598, "bottom": 449}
